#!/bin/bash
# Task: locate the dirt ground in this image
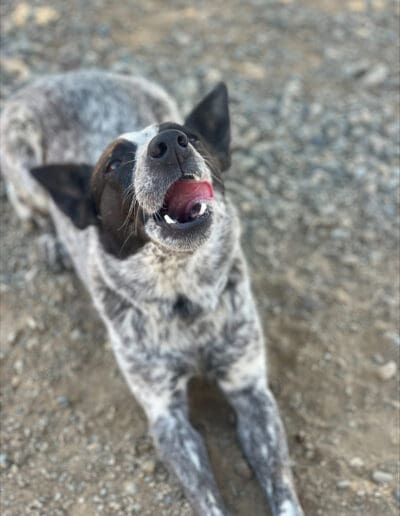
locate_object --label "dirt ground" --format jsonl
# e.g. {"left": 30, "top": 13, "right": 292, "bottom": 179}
{"left": 0, "top": 1, "right": 399, "bottom": 515}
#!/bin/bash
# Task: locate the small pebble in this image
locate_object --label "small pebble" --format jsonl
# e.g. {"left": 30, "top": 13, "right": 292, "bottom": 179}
{"left": 25, "top": 316, "right": 38, "bottom": 330}
{"left": 377, "top": 361, "right": 397, "bottom": 380}
{"left": 336, "top": 480, "right": 351, "bottom": 489}
{"left": 350, "top": 457, "right": 364, "bottom": 468}
{"left": 0, "top": 454, "right": 9, "bottom": 469}
{"left": 372, "top": 353, "right": 384, "bottom": 365}
{"left": 384, "top": 332, "right": 400, "bottom": 348}
{"left": 56, "top": 396, "right": 70, "bottom": 408}
{"left": 13, "top": 359, "right": 24, "bottom": 374}
{"left": 70, "top": 328, "right": 82, "bottom": 341}
{"left": 124, "top": 481, "right": 137, "bottom": 495}
{"left": 7, "top": 330, "right": 20, "bottom": 345}
{"left": 363, "top": 63, "right": 389, "bottom": 87}
{"left": 11, "top": 376, "right": 20, "bottom": 388}
{"left": 372, "top": 470, "right": 393, "bottom": 484}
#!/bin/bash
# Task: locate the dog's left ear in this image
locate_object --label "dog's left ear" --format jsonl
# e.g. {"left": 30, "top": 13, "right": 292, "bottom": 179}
{"left": 185, "top": 82, "right": 231, "bottom": 170}
{"left": 30, "top": 163, "right": 97, "bottom": 229}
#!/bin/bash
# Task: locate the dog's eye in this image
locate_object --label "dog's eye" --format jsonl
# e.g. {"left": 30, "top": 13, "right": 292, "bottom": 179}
{"left": 106, "top": 160, "right": 121, "bottom": 173}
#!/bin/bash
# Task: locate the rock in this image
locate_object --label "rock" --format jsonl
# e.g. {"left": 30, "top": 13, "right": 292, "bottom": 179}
{"left": 341, "top": 254, "right": 359, "bottom": 267}
{"left": 281, "top": 78, "right": 303, "bottom": 117}
{"left": 333, "top": 288, "right": 352, "bottom": 305}
{"left": 56, "top": 396, "right": 70, "bottom": 408}
{"left": 377, "top": 361, "right": 397, "bottom": 381}
{"left": 34, "top": 6, "right": 60, "bottom": 26}
{"left": 331, "top": 228, "right": 350, "bottom": 240}
{"left": 363, "top": 64, "right": 389, "bottom": 87}
{"left": 124, "top": 481, "right": 137, "bottom": 495}
{"left": 349, "top": 457, "right": 364, "bottom": 468}
{"left": 384, "top": 332, "right": 400, "bottom": 348}
{"left": 0, "top": 454, "right": 9, "bottom": 469}
{"left": 13, "top": 360, "right": 24, "bottom": 374}
{"left": 11, "top": 376, "right": 20, "bottom": 388}
{"left": 336, "top": 480, "right": 351, "bottom": 489}
{"left": 25, "top": 316, "right": 38, "bottom": 330}
{"left": 7, "top": 330, "right": 20, "bottom": 345}
{"left": 372, "top": 470, "right": 393, "bottom": 484}
{"left": 372, "top": 353, "right": 384, "bottom": 365}
{"left": 70, "top": 328, "right": 83, "bottom": 341}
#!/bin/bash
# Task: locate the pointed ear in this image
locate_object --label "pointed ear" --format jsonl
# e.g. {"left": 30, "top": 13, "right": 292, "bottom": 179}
{"left": 30, "top": 163, "right": 97, "bottom": 229}
{"left": 185, "top": 82, "right": 231, "bottom": 170}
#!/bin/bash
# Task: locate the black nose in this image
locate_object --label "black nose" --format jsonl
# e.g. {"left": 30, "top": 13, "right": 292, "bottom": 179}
{"left": 148, "top": 129, "right": 189, "bottom": 161}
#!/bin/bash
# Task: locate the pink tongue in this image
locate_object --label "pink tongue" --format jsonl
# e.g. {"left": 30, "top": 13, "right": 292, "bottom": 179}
{"left": 164, "top": 180, "right": 214, "bottom": 220}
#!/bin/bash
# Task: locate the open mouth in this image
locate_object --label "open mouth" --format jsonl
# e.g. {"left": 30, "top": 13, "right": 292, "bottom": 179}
{"left": 153, "top": 178, "right": 214, "bottom": 230}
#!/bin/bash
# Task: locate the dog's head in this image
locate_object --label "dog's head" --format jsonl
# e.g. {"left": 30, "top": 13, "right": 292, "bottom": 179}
{"left": 32, "top": 83, "right": 231, "bottom": 258}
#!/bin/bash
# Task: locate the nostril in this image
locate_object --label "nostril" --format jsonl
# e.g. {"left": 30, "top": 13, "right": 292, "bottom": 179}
{"left": 177, "top": 133, "right": 188, "bottom": 148}
{"left": 148, "top": 130, "right": 189, "bottom": 160}
{"left": 150, "top": 141, "right": 168, "bottom": 159}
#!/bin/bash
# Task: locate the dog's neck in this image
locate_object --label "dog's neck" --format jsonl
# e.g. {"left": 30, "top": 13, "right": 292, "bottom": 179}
{"left": 90, "top": 201, "right": 240, "bottom": 312}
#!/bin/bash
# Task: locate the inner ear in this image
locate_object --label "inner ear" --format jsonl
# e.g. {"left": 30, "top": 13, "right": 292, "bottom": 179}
{"left": 30, "top": 163, "right": 97, "bottom": 229}
{"left": 184, "top": 82, "right": 231, "bottom": 170}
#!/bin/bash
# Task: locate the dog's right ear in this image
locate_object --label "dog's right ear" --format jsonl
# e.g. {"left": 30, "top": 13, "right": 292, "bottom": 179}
{"left": 30, "top": 164, "right": 97, "bottom": 229}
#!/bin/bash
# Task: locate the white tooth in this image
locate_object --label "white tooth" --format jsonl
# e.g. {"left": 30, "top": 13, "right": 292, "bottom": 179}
{"left": 199, "top": 203, "right": 207, "bottom": 216}
{"left": 164, "top": 214, "right": 177, "bottom": 224}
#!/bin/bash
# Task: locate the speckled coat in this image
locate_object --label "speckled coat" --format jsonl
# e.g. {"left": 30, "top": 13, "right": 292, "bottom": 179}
{"left": 0, "top": 70, "right": 303, "bottom": 516}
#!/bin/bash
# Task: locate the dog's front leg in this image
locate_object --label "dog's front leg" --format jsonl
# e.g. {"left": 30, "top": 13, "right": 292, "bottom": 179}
{"left": 220, "top": 376, "right": 304, "bottom": 516}
{"left": 150, "top": 401, "right": 229, "bottom": 516}
{"left": 217, "top": 340, "right": 304, "bottom": 516}
{"left": 113, "top": 348, "right": 229, "bottom": 516}
{"left": 215, "top": 275, "right": 304, "bottom": 515}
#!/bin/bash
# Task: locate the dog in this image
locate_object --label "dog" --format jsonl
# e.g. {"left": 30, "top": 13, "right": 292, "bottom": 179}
{"left": 0, "top": 70, "right": 304, "bottom": 516}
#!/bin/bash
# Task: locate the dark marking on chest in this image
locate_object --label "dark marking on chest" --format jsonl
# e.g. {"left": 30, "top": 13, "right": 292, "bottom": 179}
{"left": 172, "top": 295, "right": 202, "bottom": 320}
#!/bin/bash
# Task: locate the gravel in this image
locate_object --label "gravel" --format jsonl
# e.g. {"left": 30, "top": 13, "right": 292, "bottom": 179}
{"left": 376, "top": 360, "right": 398, "bottom": 380}
{"left": 371, "top": 471, "right": 394, "bottom": 485}
{"left": 1, "top": 1, "right": 399, "bottom": 515}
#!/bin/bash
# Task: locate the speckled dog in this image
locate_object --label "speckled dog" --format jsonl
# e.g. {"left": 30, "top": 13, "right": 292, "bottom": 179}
{"left": 0, "top": 70, "right": 304, "bottom": 516}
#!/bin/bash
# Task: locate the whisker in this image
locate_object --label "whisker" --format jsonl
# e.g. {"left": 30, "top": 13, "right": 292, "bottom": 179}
{"left": 118, "top": 186, "right": 138, "bottom": 231}
{"left": 134, "top": 200, "right": 141, "bottom": 236}
{"left": 210, "top": 172, "right": 224, "bottom": 187}
{"left": 202, "top": 157, "right": 224, "bottom": 187}
{"left": 119, "top": 227, "right": 135, "bottom": 256}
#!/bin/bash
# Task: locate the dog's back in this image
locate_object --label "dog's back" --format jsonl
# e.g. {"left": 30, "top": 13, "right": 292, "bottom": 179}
{"left": 0, "top": 70, "right": 181, "bottom": 221}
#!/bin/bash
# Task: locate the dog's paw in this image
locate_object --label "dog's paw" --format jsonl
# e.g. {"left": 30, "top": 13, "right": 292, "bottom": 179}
{"left": 278, "top": 500, "right": 305, "bottom": 516}
{"left": 35, "top": 233, "right": 72, "bottom": 272}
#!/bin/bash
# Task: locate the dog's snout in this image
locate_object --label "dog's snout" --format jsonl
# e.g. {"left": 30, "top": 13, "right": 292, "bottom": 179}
{"left": 148, "top": 130, "right": 189, "bottom": 161}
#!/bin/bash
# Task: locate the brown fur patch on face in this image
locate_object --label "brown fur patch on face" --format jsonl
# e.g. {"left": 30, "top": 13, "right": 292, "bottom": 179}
{"left": 91, "top": 138, "right": 148, "bottom": 259}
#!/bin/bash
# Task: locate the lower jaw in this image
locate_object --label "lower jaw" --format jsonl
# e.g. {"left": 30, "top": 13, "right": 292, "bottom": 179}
{"left": 153, "top": 211, "right": 211, "bottom": 231}
{"left": 146, "top": 214, "right": 213, "bottom": 251}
